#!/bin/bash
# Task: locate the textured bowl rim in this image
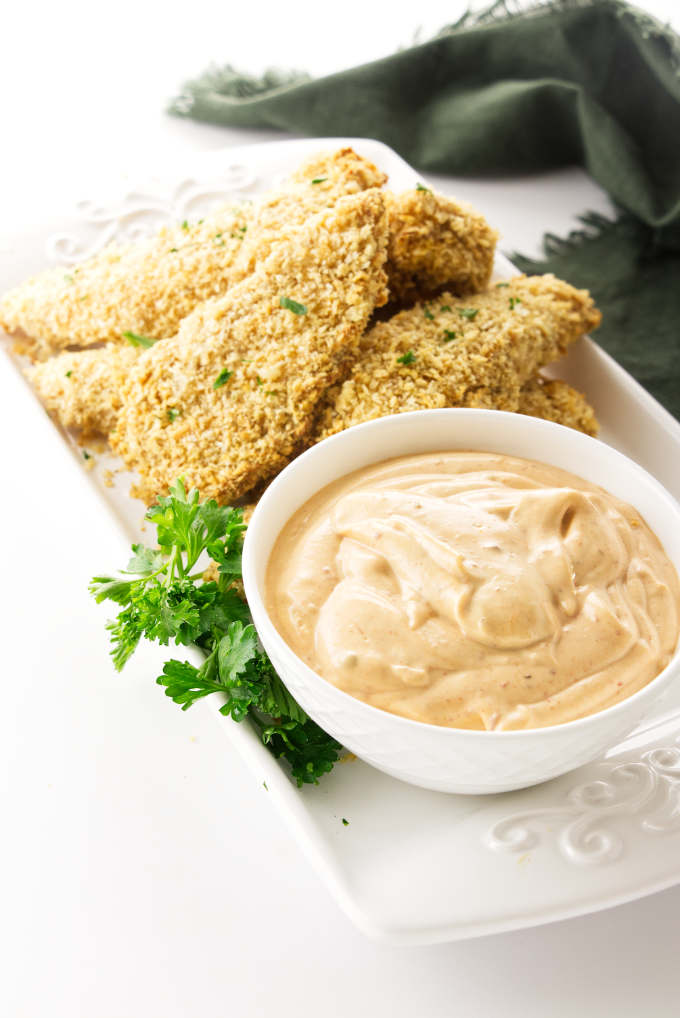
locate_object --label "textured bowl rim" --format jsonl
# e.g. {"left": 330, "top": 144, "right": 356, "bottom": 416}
{"left": 243, "top": 409, "right": 680, "bottom": 741}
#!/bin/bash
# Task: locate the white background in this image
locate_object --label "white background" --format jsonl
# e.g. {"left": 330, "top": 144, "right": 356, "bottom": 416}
{"left": 2, "top": 2, "right": 680, "bottom": 1016}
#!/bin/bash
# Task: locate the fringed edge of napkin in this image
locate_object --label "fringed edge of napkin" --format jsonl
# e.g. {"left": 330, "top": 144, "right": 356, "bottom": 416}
{"left": 168, "top": 0, "right": 680, "bottom": 117}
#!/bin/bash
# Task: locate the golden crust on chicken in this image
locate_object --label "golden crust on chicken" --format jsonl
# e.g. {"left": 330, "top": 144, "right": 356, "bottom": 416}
{"left": 230, "top": 147, "right": 387, "bottom": 283}
{"left": 0, "top": 207, "right": 251, "bottom": 358}
{"left": 27, "top": 344, "right": 138, "bottom": 437}
{"left": 314, "top": 275, "right": 601, "bottom": 440}
{"left": 6, "top": 146, "right": 602, "bottom": 510}
{"left": 385, "top": 188, "right": 498, "bottom": 305}
{"left": 112, "top": 189, "right": 389, "bottom": 504}
{"left": 516, "top": 375, "right": 598, "bottom": 435}
{"left": 0, "top": 148, "right": 387, "bottom": 359}
{"left": 23, "top": 179, "right": 501, "bottom": 441}
{"left": 236, "top": 374, "right": 598, "bottom": 515}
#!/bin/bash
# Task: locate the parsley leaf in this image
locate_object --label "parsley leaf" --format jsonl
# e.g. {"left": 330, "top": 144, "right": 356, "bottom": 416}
{"left": 423, "top": 305, "right": 435, "bottom": 321}
{"left": 509, "top": 297, "right": 522, "bottom": 310}
{"left": 167, "top": 407, "right": 181, "bottom": 422}
{"left": 123, "top": 330, "right": 157, "bottom": 349}
{"left": 416, "top": 183, "right": 431, "bottom": 193}
{"left": 125, "top": 543, "right": 166, "bottom": 576}
{"left": 213, "top": 368, "right": 233, "bottom": 390}
{"left": 257, "top": 715, "right": 340, "bottom": 785}
{"left": 442, "top": 330, "right": 458, "bottom": 342}
{"left": 217, "top": 621, "right": 258, "bottom": 684}
{"left": 279, "top": 296, "right": 307, "bottom": 315}
{"left": 311, "top": 177, "right": 327, "bottom": 184}
{"left": 458, "top": 308, "right": 479, "bottom": 320}
{"left": 90, "top": 480, "right": 341, "bottom": 785}
{"left": 181, "top": 219, "right": 189, "bottom": 230}
{"left": 496, "top": 281, "right": 510, "bottom": 288}
{"left": 397, "top": 349, "right": 416, "bottom": 365}
{"left": 440, "top": 304, "right": 452, "bottom": 313}
{"left": 65, "top": 370, "right": 73, "bottom": 378}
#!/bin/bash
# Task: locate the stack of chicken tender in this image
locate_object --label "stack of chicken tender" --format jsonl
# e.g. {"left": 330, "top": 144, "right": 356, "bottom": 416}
{"left": 0, "top": 148, "right": 601, "bottom": 506}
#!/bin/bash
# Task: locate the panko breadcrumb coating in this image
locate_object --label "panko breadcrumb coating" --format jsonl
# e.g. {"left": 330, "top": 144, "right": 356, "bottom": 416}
{"left": 517, "top": 376, "right": 599, "bottom": 435}
{"left": 112, "top": 190, "right": 389, "bottom": 505}
{"left": 237, "top": 375, "right": 598, "bottom": 511}
{"left": 9, "top": 146, "right": 600, "bottom": 503}
{"left": 314, "top": 275, "right": 601, "bottom": 439}
{"left": 288, "top": 148, "right": 387, "bottom": 191}
{"left": 27, "top": 344, "right": 138, "bottom": 437}
{"left": 0, "top": 206, "right": 251, "bottom": 358}
{"left": 230, "top": 147, "right": 387, "bottom": 283}
{"left": 25, "top": 180, "right": 501, "bottom": 441}
{"left": 385, "top": 189, "right": 498, "bottom": 305}
{"left": 0, "top": 148, "right": 386, "bottom": 359}
{"left": 29, "top": 280, "right": 600, "bottom": 450}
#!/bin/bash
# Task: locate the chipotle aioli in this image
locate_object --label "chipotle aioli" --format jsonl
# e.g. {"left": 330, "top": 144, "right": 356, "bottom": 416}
{"left": 266, "top": 453, "right": 680, "bottom": 730}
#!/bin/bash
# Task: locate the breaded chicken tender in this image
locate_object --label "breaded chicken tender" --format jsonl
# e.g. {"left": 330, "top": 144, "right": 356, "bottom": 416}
{"left": 25, "top": 180, "right": 500, "bottom": 440}
{"left": 314, "top": 275, "right": 601, "bottom": 439}
{"left": 517, "top": 376, "right": 598, "bottom": 435}
{"left": 385, "top": 189, "right": 498, "bottom": 305}
{"left": 112, "top": 190, "right": 389, "bottom": 505}
{"left": 27, "top": 344, "right": 138, "bottom": 437}
{"left": 230, "top": 147, "right": 387, "bottom": 283}
{"left": 36, "top": 273, "right": 598, "bottom": 448}
{"left": 0, "top": 148, "right": 386, "bottom": 359}
{"left": 0, "top": 206, "right": 251, "bottom": 359}
{"left": 236, "top": 375, "right": 598, "bottom": 513}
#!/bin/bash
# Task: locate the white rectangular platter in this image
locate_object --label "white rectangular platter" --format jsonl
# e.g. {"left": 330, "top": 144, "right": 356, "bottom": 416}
{"left": 3, "top": 138, "right": 680, "bottom": 946}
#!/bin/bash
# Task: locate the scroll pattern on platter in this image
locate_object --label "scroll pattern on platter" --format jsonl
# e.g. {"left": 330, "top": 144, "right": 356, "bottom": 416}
{"left": 485, "top": 739, "right": 680, "bottom": 865}
{"left": 45, "top": 165, "right": 258, "bottom": 264}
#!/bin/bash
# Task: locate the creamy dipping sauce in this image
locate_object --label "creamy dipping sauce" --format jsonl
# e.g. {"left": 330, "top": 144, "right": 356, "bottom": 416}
{"left": 266, "top": 453, "right": 680, "bottom": 730}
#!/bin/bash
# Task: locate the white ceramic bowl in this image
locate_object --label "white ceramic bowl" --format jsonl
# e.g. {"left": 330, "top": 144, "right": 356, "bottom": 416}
{"left": 243, "top": 410, "right": 680, "bottom": 794}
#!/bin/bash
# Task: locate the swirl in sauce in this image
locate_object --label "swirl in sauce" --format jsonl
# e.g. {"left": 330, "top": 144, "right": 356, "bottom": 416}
{"left": 266, "top": 453, "right": 680, "bottom": 730}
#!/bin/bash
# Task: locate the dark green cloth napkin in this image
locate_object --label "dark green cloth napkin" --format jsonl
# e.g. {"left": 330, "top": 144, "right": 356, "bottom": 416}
{"left": 170, "top": 0, "right": 680, "bottom": 418}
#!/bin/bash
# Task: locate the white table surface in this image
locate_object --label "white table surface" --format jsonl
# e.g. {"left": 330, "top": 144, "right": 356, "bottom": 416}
{"left": 3, "top": 3, "right": 680, "bottom": 1016}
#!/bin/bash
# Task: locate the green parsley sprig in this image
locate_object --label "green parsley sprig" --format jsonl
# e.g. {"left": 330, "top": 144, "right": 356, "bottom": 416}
{"left": 397, "top": 349, "right": 417, "bottom": 365}
{"left": 213, "top": 368, "right": 233, "bottom": 390}
{"left": 89, "top": 479, "right": 341, "bottom": 786}
{"left": 279, "top": 296, "right": 308, "bottom": 315}
{"left": 123, "top": 330, "right": 157, "bottom": 349}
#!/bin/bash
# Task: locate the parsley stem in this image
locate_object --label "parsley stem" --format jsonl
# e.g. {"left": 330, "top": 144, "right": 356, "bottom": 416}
{"left": 185, "top": 547, "right": 203, "bottom": 574}
{"left": 165, "top": 545, "right": 180, "bottom": 585}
